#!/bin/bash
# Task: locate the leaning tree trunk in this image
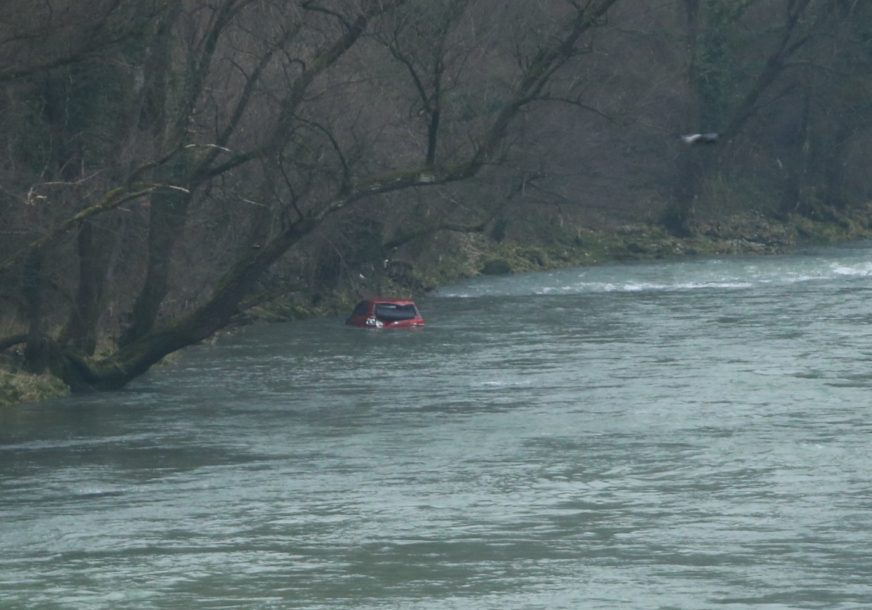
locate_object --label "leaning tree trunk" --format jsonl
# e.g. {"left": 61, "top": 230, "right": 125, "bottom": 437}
{"left": 69, "top": 215, "right": 319, "bottom": 389}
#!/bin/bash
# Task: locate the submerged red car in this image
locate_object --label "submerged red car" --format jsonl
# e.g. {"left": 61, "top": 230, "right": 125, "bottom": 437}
{"left": 345, "top": 298, "right": 424, "bottom": 329}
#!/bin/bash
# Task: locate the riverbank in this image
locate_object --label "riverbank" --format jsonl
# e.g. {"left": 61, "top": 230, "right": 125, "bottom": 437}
{"left": 468, "top": 204, "right": 872, "bottom": 277}
{"left": 0, "top": 368, "right": 69, "bottom": 407}
{"left": 3, "top": 203, "right": 872, "bottom": 408}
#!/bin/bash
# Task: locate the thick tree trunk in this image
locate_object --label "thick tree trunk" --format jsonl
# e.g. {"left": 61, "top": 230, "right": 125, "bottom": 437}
{"left": 670, "top": 148, "right": 719, "bottom": 235}
{"left": 60, "top": 219, "right": 117, "bottom": 354}
{"left": 779, "top": 89, "right": 812, "bottom": 215}
{"left": 668, "top": 0, "right": 704, "bottom": 236}
{"left": 119, "top": 185, "right": 192, "bottom": 346}
{"left": 822, "top": 123, "right": 851, "bottom": 209}
{"left": 21, "top": 249, "right": 48, "bottom": 372}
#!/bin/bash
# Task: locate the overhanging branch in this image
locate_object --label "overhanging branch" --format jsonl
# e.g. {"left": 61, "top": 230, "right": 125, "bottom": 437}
{"left": 0, "top": 183, "right": 189, "bottom": 274}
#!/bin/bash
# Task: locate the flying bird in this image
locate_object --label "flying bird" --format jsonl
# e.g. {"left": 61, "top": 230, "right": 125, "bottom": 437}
{"left": 680, "top": 132, "right": 719, "bottom": 145}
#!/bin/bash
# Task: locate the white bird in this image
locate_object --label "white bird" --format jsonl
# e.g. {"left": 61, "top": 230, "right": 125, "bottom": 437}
{"left": 680, "top": 132, "right": 719, "bottom": 145}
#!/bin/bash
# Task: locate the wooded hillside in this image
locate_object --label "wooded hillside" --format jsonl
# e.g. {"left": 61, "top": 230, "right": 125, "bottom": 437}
{"left": 2, "top": 0, "right": 871, "bottom": 390}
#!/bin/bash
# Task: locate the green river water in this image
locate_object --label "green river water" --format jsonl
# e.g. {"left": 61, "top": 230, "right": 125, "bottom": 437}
{"left": 3, "top": 244, "right": 872, "bottom": 609}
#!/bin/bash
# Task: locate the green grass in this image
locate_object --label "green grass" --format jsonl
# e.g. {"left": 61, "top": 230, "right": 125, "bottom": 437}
{"left": 0, "top": 369, "right": 69, "bottom": 407}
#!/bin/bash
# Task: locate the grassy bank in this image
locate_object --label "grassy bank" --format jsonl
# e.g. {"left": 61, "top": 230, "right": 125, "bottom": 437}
{"left": 0, "top": 368, "right": 69, "bottom": 408}
{"left": 468, "top": 205, "right": 872, "bottom": 277}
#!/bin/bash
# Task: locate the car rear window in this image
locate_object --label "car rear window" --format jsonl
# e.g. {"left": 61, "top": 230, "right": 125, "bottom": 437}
{"left": 374, "top": 303, "right": 418, "bottom": 321}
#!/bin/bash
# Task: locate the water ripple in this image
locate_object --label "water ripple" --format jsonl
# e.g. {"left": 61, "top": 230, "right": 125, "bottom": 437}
{"left": 4, "top": 244, "right": 872, "bottom": 608}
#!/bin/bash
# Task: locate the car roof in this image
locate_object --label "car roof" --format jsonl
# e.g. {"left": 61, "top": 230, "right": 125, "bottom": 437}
{"left": 369, "top": 298, "right": 417, "bottom": 305}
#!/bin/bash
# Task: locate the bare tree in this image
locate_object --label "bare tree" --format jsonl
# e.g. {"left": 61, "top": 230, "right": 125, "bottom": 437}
{"left": 1, "top": 0, "right": 623, "bottom": 390}
{"left": 669, "top": 0, "right": 837, "bottom": 233}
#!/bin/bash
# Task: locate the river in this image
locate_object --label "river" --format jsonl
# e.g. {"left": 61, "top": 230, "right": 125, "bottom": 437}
{"left": 3, "top": 243, "right": 872, "bottom": 609}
